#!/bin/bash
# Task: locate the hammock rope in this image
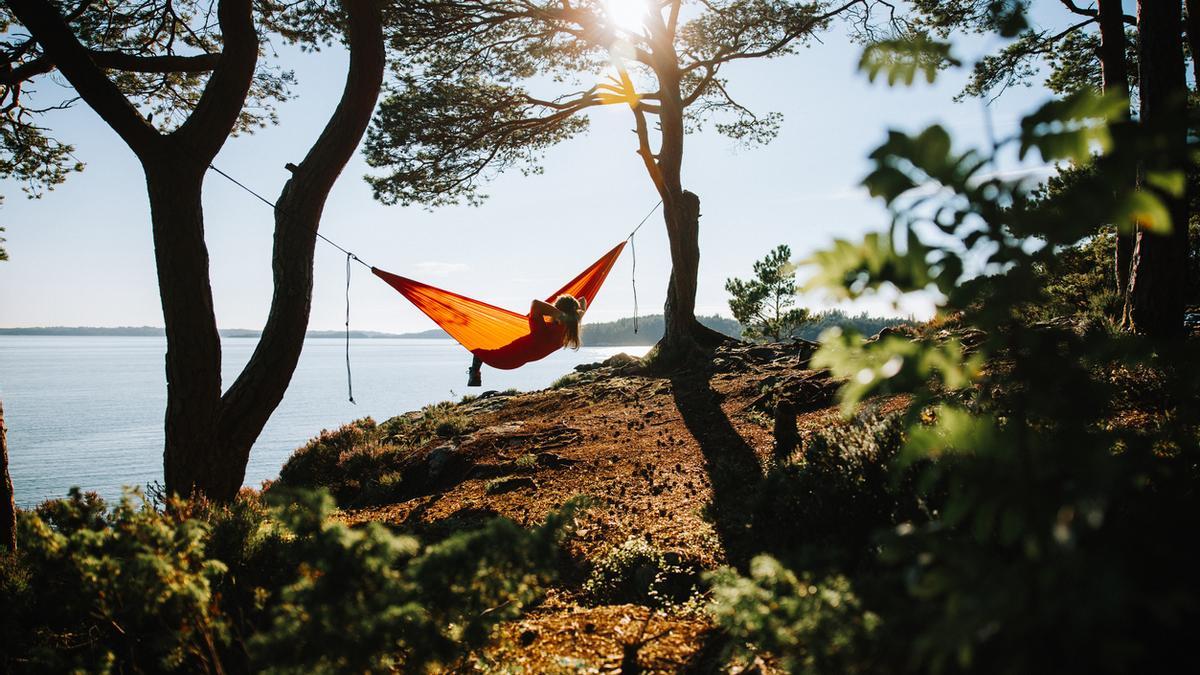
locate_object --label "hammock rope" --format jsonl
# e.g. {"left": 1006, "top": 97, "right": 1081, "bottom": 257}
{"left": 344, "top": 252, "right": 356, "bottom": 405}
{"left": 626, "top": 200, "right": 662, "bottom": 334}
{"left": 206, "top": 161, "right": 660, "bottom": 398}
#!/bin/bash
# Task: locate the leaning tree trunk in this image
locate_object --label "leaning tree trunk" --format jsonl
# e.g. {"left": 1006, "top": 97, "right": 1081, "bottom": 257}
{"left": 1125, "top": 0, "right": 1190, "bottom": 338}
{"left": 1, "top": 400, "right": 16, "bottom": 552}
{"left": 215, "top": 0, "right": 385, "bottom": 498}
{"left": 1098, "top": 0, "right": 1134, "bottom": 301}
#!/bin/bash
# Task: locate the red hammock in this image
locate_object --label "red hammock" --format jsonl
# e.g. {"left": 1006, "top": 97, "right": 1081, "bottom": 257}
{"left": 372, "top": 242, "right": 626, "bottom": 370}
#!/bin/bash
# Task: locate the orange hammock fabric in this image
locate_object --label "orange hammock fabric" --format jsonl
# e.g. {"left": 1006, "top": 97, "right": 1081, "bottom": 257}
{"left": 372, "top": 241, "right": 626, "bottom": 370}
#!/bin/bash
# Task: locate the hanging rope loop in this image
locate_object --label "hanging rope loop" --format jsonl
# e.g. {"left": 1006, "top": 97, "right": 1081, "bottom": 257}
{"left": 626, "top": 200, "right": 661, "bottom": 334}
{"left": 630, "top": 235, "right": 639, "bottom": 333}
{"left": 345, "top": 252, "right": 356, "bottom": 405}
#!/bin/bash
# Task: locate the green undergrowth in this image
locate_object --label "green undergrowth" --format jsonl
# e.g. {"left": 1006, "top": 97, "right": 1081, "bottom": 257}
{"left": 0, "top": 488, "right": 582, "bottom": 673}
{"left": 275, "top": 401, "right": 476, "bottom": 507}
{"left": 581, "top": 537, "right": 704, "bottom": 611}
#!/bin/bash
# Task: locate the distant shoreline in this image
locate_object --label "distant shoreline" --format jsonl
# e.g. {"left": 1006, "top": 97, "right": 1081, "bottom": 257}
{"left": 0, "top": 326, "right": 445, "bottom": 339}
{"left": 0, "top": 311, "right": 911, "bottom": 345}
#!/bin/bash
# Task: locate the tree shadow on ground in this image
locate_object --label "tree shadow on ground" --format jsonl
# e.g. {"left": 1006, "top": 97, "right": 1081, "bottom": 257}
{"left": 670, "top": 369, "right": 763, "bottom": 569}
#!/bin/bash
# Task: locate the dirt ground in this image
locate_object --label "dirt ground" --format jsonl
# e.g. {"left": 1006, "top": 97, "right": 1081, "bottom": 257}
{"left": 340, "top": 342, "right": 906, "bottom": 673}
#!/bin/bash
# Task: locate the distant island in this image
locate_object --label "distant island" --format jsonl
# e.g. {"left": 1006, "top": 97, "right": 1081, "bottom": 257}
{"left": 0, "top": 310, "right": 908, "bottom": 345}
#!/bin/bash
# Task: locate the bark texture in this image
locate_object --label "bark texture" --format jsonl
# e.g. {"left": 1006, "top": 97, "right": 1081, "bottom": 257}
{"left": 1125, "top": 0, "right": 1189, "bottom": 338}
{"left": 1, "top": 400, "right": 15, "bottom": 552}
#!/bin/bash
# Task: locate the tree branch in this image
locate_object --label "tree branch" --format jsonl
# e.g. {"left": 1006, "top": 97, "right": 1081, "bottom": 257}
{"left": 170, "top": 0, "right": 257, "bottom": 163}
{"left": 1058, "top": 0, "right": 1135, "bottom": 26}
{"left": 6, "top": 0, "right": 159, "bottom": 156}
{"left": 631, "top": 103, "right": 665, "bottom": 196}
{"left": 91, "top": 50, "right": 221, "bottom": 73}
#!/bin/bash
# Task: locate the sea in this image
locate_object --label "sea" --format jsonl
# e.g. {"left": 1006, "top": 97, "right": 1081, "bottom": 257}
{"left": 0, "top": 336, "right": 650, "bottom": 507}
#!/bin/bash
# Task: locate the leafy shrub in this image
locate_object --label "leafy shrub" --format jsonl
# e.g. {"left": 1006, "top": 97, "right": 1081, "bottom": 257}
{"left": 724, "top": 15, "right": 1199, "bottom": 673}
{"left": 276, "top": 402, "right": 476, "bottom": 507}
{"left": 4, "top": 488, "right": 229, "bottom": 673}
{"left": 278, "top": 418, "right": 380, "bottom": 493}
{"left": 1, "top": 487, "right": 582, "bottom": 673}
{"left": 751, "top": 412, "right": 926, "bottom": 569}
{"left": 709, "top": 556, "right": 880, "bottom": 675}
{"left": 250, "top": 489, "right": 582, "bottom": 673}
{"left": 582, "top": 537, "right": 699, "bottom": 608}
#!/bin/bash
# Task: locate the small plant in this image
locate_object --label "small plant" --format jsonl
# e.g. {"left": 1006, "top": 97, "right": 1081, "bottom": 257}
{"left": 752, "top": 412, "right": 923, "bottom": 569}
{"left": 550, "top": 372, "right": 584, "bottom": 389}
{"left": 582, "top": 537, "right": 699, "bottom": 609}
{"left": 514, "top": 453, "right": 538, "bottom": 469}
{"left": 6, "top": 488, "right": 229, "bottom": 673}
{"left": 276, "top": 402, "right": 476, "bottom": 507}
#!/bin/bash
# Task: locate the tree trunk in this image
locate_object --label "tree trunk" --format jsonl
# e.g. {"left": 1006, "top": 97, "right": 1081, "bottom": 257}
{"left": 1186, "top": 0, "right": 1200, "bottom": 89}
{"left": 1098, "top": 0, "right": 1134, "bottom": 300}
{"left": 644, "top": 27, "right": 731, "bottom": 364}
{"left": 1126, "top": 0, "right": 1189, "bottom": 338}
{"left": 145, "top": 159, "right": 229, "bottom": 497}
{"left": 216, "top": 0, "right": 385, "bottom": 498}
{"left": 1, "top": 400, "right": 16, "bottom": 552}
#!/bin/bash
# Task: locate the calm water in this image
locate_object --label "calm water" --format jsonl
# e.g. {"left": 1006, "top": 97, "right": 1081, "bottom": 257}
{"left": 0, "top": 336, "right": 649, "bottom": 507}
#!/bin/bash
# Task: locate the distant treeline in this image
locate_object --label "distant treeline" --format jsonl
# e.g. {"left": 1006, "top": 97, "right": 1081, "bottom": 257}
{"left": 581, "top": 315, "right": 742, "bottom": 346}
{"left": 792, "top": 310, "right": 912, "bottom": 340}
{"left": 580, "top": 310, "right": 911, "bottom": 346}
{"left": 0, "top": 326, "right": 439, "bottom": 339}
{"left": 2, "top": 312, "right": 909, "bottom": 344}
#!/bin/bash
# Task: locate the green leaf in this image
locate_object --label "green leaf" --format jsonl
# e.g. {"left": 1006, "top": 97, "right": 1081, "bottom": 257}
{"left": 859, "top": 36, "right": 960, "bottom": 87}
{"left": 1115, "top": 190, "right": 1174, "bottom": 235}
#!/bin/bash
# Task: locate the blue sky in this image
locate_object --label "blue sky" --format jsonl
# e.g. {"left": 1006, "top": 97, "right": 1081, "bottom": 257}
{"left": 0, "top": 3, "right": 1086, "bottom": 333}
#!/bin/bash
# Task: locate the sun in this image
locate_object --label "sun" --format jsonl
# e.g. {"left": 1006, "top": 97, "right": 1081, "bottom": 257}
{"left": 603, "top": 0, "right": 650, "bottom": 34}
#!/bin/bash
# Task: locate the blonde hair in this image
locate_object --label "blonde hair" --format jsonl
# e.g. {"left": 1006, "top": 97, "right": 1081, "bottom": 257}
{"left": 554, "top": 294, "right": 585, "bottom": 349}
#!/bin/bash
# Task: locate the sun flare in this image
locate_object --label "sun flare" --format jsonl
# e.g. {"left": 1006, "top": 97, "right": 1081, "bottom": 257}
{"left": 603, "top": 0, "right": 650, "bottom": 34}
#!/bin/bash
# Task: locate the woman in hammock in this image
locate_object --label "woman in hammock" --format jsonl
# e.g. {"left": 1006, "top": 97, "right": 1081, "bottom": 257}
{"left": 468, "top": 294, "right": 586, "bottom": 386}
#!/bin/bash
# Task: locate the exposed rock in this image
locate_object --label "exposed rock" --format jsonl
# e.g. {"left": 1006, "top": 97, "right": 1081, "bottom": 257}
{"left": 426, "top": 444, "right": 458, "bottom": 480}
{"left": 868, "top": 325, "right": 913, "bottom": 342}
{"left": 486, "top": 476, "right": 537, "bottom": 494}
{"left": 536, "top": 451, "right": 579, "bottom": 469}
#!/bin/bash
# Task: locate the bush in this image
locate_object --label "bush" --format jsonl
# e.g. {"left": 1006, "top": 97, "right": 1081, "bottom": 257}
{"left": 249, "top": 489, "right": 581, "bottom": 673}
{"left": 723, "top": 17, "right": 1200, "bottom": 673}
{"left": 581, "top": 537, "right": 700, "bottom": 608}
{"left": 4, "top": 488, "right": 228, "bottom": 673}
{"left": 709, "top": 556, "right": 880, "bottom": 675}
{"left": 751, "top": 412, "right": 926, "bottom": 569}
{"left": 1, "top": 487, "right": 582, "bottom": 673}
{"left": 276, "top": 401, "right": 476, "bottom": 507}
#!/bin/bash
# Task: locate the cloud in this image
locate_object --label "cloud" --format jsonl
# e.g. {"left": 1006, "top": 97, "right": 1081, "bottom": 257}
{"left": 781, "top": 186, "right": 871, "bottom": 204}
{"left": 413, "top": 261, "right": 469, "bottom": 278}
